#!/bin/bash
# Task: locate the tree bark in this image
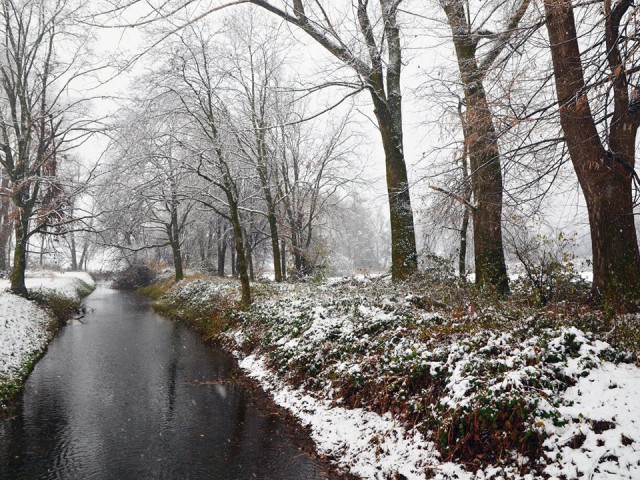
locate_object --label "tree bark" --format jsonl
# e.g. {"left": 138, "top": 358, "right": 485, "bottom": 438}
{"left": 0, "top": 177, "right": 11, "bottom": 271}
{"left": 280, "top": 238, "right": 287, "bottom": 280}
{"left": 217, "top": 224, "right": 227, "bottom": 276}
{"left": 544, "top": 0, "right": 640, "bottom": 307}
{"left": 10, "top": 216, "right": 28, "bottom": 297}
{"left": 444, "top": 0, "right": 509, "bottom": 294}
{"left": 228, "top": 201, "right": 251, "bottom": 306}
{"left": 69, "top": 231, "right": 78, "bottom": 270}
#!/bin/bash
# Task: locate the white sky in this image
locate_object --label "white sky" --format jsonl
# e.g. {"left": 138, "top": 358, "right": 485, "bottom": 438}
{"left": 75, "top": 0, "right": 592, "bottom": 260}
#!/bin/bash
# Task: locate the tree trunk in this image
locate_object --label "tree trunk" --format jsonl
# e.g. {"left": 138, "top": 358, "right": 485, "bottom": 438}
{"left": 368, "top": 84, "right": 417, "bottom": 282}
{"left": 245, "top": 229, "right": 255, "bottom": 282}
{"left": 267, "top": 210, "right": 282, "bottom": 281}
{"left": 217, "top": 224, "right": 226, "bottom": 276}
{"left": 459, "top": 207, "right": 470, "bottom": 279}
{"left": 228, "top": 202, "right": 251, "bottom": 307}
{"left": 39, "top": 235, "right": 45, "bottom": 267}
{"left": 69, "top": 232, "right": 78, "bottom": 270}
{"left": 79, "top": 240, "right": 90, "bottom": 271}
{"left": 0, "top": 177, "right": 11, "bottom": 271}
{"left": 168, "top": 207, "right": 184, "bottom": 281}
{"left": 459, "top": 138, "right": 471, "bottom": 279}
{"left": 170, "top": 237, "right": 184, "bottom": 281}
{"left": 231, "top": 244, "right": 237, "bottom": 277}
{"left": 544, "top": 0, "right": 640, "bottom": 307}
{"left": 444, "top": 0, "right": 509, "bottom": 294}
{"left": 280, "top": 238, "right": 287, "bottom": 281}
{"left": 10, "top": 217, "right": 28, "bottom": 297}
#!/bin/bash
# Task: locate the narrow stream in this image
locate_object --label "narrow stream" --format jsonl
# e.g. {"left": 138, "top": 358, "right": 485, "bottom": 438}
{"left": 0, "top": 286, "right": 327, "bottom": 479}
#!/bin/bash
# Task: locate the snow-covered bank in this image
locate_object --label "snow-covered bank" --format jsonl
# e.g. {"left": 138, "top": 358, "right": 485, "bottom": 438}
{"left": 155, "top": 276, "right": 640, "bottom": 479}
{"left": 0, "top": 271, "right": 95, "bottom": 409}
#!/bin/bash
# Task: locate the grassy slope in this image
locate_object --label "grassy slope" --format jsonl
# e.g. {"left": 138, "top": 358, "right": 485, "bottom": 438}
{"left": 147, "top": 274, "right": 640, "bottom": 478}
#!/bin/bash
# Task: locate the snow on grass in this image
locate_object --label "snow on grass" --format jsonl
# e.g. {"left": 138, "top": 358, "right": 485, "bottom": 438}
{"left": 0, "top": 270, "right": 95, "bottom": 301}
{"left": 542, "top": 351, "right": 640, "bottom": 479}
{"left": 238, "top": 354, "right": 447, "bottom": 480}
{"left": 0, "top": 292, "right": 54, "bottom": 383}
{"left": 0, "top": 270, "right": 95, "bottom": 408}
{"left": 161, "top": 276, "right": 640, "bottom": 479}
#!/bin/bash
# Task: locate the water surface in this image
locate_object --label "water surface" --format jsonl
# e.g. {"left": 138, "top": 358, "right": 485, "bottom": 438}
{"left": 0, "top": 286, "right": 327, "bottom": 479}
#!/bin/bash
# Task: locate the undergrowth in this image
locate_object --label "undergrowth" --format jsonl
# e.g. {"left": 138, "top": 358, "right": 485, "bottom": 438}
{"left": 150, "top": 278, "right": 241, "bottom": 341}
{"left": 148, "top": 273, "right": 639, "bottom": 476}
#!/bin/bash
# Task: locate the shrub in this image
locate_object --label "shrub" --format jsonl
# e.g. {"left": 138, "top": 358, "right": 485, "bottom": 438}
{"left": 112, "top": 264, "right": 156, "bottom": 290}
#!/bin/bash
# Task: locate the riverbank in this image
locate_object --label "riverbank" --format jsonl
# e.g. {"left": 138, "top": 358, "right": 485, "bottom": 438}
{"left": 150, "top": 275, "right": 640, "bottom": 479}
{"left": 0, "top": 271, "right": 95, "bottom": 412}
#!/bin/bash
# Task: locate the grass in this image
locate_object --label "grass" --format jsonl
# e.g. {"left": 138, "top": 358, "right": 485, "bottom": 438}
{"left": 144, "top": 276, "right": 241, "bottom": 341}
{"left": 144, "top": 273, "right": 640, "bottom": 476}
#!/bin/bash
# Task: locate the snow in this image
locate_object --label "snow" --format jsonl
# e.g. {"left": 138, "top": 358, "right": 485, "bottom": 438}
{"left": 0, "top": 270, "right": 95, "bottom": 301}
{"left": 543, "top": 361, "right": 640, "bottom": 479}
{"left": 0, "top": 292, "right": 53, "bottom": 381}
{"left": 166, "top": 277, "right": 640, "bottom": 478}
{"left": 233, "top": 323, "right": 640, "bottom": 479}
{"left": 0, "top": 271, "right": 95, "bottom": 407}
{"left": 238, "top": 354, "right": 460, "bottom": 480}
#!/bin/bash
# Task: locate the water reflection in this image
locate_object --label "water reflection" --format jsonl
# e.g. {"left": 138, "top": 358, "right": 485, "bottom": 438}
{"left": 0, "top": 287, "right": 326, "bottom": 479}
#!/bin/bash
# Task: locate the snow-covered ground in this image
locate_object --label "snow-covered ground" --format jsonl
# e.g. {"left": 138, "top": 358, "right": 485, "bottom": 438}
{"left": 0, "top": 270, "right": 95, "bottom": 301}
{"left": 150, "top": 275, "right": 637, "bottom": 480}
{"left": 0, "top": 271, "right": 95, "bottom": 407}
{"left": 230, "top": 315, "right": 640, "bottom": 479}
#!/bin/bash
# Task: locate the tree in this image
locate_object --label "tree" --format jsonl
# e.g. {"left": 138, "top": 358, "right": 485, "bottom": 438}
{"left": 544, "top": 0, "right": 640, "bottom": 307}
{"left": 0, "top": 0, "right": 96, "bottom": 295}
{"left": 223, "top": 13, "right": 290, "bottom": 282}
{"left": 100, "top": 0, "right": 420, "bottom": 281}
{"left": 250, "top": 0, "right": 417, "bottom": 280}
{"left": 274, "top": 106, "right": 355, "bottom": 277}
{"left": 102, "top": 105, "right": 195, "bottom": 281}
{"left": 156, "top": 27, "right": 253, "bottom": 305}
{"left": 439, "top": 0, "right": 534, "bottom": 294}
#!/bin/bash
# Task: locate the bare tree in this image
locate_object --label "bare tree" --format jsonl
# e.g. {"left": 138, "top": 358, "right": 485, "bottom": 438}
{"left": 437, "top": 0, "right": 535, "bottom": 293}
{"left": 544, "top": 0, "right": 640, "bottom": 307}
{"left": 102, "top": 104, "right": 196, "bottom": 281}
{"left": 96, "top": 0, "right": 419, "bottom": 281}
{"left": 0, "top": 0, "right": 97, "bottom": 295}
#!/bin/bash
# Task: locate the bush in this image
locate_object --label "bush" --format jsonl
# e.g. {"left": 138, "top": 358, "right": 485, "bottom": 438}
{"left": 112, "top": 264, "right": 156, "bottom": 290}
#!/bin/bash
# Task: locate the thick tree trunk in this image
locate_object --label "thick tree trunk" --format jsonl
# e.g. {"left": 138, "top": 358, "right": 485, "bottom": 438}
{"left": 545, "top": 0, "right": 640, "bottom": 307}
{"left": 369, "top": 90, "right": 417, "bottom": 282}
{"left": 444, "top": 1, "right": 509, "bottom": 294}
{"left": 10, "top": 217, "right": 28, "bottom": 297}
{"left": 228, "top": 202, "right": 251, "bottom": 307}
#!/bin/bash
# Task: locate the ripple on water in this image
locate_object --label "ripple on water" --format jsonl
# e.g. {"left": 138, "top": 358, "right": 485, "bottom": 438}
{"left": 0, "top": 287, "right": 327, "bottom": 480}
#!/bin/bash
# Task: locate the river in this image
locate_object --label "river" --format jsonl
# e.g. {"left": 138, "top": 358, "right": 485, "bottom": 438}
{"left": 0, "top": 286, "right": 328, "bottom": 479}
